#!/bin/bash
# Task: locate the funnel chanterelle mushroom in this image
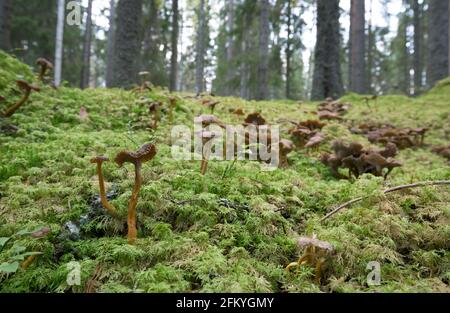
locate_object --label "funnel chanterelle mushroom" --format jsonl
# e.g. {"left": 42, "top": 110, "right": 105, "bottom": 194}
{"left": 2, "top": 80, "right": 41, "bottom": 117}
{"left": 36, "top": 58, "right": 54, "bottom": 81}
{"left": 286, "top": 234, "right": 334, "bottom": 284}
{"left": 91, "top": 144, "right": 157, "bottom": 244}
{"left": 114, "top": 144, "right": 157, "bottom": 244}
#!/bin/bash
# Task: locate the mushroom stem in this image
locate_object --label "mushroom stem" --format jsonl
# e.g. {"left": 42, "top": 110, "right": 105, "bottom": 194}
{"left": 95, "top": 161, "right": 119, "bottom": 217}
{"left": 127, "top": 163, "right": 142, "bottom": 244}
{"left": 2, "top": 90, "right": 30, "bottom": 117}
{"left": 201, "top": 141, "right": 213, "bottom": 175}
{"left": 152, "top": 111, "right": 158, "bottom": 129}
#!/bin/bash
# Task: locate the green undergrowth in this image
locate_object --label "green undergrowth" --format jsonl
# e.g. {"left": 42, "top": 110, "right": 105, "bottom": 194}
{"left": 0, "top": 52, "right": 449, "bottom": 293}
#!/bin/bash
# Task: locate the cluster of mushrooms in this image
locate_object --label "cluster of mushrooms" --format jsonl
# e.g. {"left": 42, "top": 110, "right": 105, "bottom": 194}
{"left": 350, "top": 123, "right": 429, "bottom": 149}
{"left": 1, "top": 58, "right": 54, "bottom": 119}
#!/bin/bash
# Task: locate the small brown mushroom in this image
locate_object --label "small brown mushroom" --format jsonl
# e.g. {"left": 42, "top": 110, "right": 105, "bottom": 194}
{"left": 114, "top": 143, "right": 157, "bottom": 244}
{"left": 286, "top": 234, "right": 334, "bottom": 284}
{"left": 90, "top": 156, "right": 119, "bottom": 218}
{"left": 233, "top": 108, "right": 245, "bottom": 116}
{"left": 195, "top": 114, "right": 226, "bottom": 129}
{"left": 197, "top": 130, "right": 221, "bottom": 175}
{"left": 243, "top": 112, "right": 267, "bottom": 126}
{"left": 149, "top": 101, "right": 161, "bottom": 129}
{"left": 202, "top": 100, "right": 220, "bottom": 114}
{"left": 2, "top": 80, "right": 41, "bottom": 117}
{"left": 305, "top": 132, "right": 325, "bottom": 150}
{"left": 278, "top": 139, "right": 294, "bottom": 168}
{"left": 36, "top": 58, "right": 54, "bottom": 82}
{"left": 168, "top": 96, "right": 177, "bottom": 124}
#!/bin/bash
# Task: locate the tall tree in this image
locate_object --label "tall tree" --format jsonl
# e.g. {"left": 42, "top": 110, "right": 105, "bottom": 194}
{"left": 285, "top": 0, "right": 293, "bottom": 99}
{"left": 111, "top": 0, "right": 143, "bottom": 88}
{"left": 427, "top": 0, "right": 449, "bottom": 87}
{"left": 412, "top": 0, "right": 422, "bottom": 94}
{"left": 80, "top": 0, "right": 94, "bottom": 89}
{"left": 0, "top": 0, "right": 11, "bottom": 51}
{"left": 257, "top": 0, "right": 270, "bottom": 100}
{"left": 106, "top": 0, "right": 116, "bottom": 88}
{"left": 54, "top": 0, "right": 65, "bottom": 87}
{"left": 170, "top": 0, "right": 179, "bottom": 92}
{"left": 349, "top": 0, "right": 366, "bottom": 94}
{"left": 195, "top": 0, "right": 207, "bottom": 94}
{"left": 225, "top": 0, "right": 235, "bottom": 96}
{"left": 311, "top": 0, "right": 343, "bottom": 100}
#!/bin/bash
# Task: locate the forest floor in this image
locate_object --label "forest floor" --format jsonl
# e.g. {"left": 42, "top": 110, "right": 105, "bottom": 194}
{"left": 0, "top": 52, "right": 449, "bottom": 293}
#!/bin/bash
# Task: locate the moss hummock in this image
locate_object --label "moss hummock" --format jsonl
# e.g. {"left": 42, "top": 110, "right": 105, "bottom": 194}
{"left": 0, "top": 52, "right": 449, "bottom": 293}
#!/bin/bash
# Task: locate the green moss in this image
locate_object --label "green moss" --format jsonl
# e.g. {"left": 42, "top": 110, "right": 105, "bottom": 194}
{"left": 0, "top": 52, "right": 449, "bottom": 293}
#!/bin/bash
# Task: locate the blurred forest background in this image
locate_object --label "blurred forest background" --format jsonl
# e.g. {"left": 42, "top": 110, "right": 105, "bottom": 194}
{"left": 0, "top": 0, "right": 449, "bottom": 100}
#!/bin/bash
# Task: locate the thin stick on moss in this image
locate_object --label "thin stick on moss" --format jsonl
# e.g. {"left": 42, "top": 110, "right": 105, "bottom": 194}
{"left": 320, "top": 180, "right": 450, "bottom": 222}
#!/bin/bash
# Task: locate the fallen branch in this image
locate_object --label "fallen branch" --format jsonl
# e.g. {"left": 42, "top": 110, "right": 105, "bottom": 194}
{"left": 321, "top": 180, "right": 450, "bottom": 222}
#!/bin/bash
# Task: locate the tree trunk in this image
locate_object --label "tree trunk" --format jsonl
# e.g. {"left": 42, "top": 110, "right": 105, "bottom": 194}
{"left": 195, "top": 0, "right": 206, "bottom": 94}
{"left": 80, "top": 0, "right": 93, "bottom": 89}
{"left": 427, "top": 0, "right": 449, "bottom": 87}
{"left": 170, "top": 0, "right": 179, "bottom": 92}
{"left": 111, "top": 0, "right": 143, "bottom": 89}
{"left": 285, "top": 0, "right": 292, "bottom": 99}
{"left": 311, "top": 0, "right": 344, "bottom": 100}
{"left": 54, "top": 0, "right": 65, "bottom": 87}
{"left": 366, "top": 0, "right": 374, "bottom": 93}
{"left": 349, "top": 0, "right": 366, "bottom": 94}
{"left": 106, "top": 0, "right": 116, "bottom": 88}
{"left": 257, "top": 0, "right": 270, "bottom": 100}
{"left": 0, "top": 0, "right": 11, "bottom": 51}
{"left": 225, "top": 0, "right": 234, "bottom": 96}
{"left": 413, "top": 0, "right": 422, "bottom": 95}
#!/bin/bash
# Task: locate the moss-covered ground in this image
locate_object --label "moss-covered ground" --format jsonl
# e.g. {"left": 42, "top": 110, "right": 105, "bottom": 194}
{"left": 0, "top": 52, "right": 449, "bottom": 293}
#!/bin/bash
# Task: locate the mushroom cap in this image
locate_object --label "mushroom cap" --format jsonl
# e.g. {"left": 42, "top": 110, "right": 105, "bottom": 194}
{"left": 0, "top": 95, "right": 5, "bottom": 102}
{"left": 90, "top": 156, "right": 110, "bottom": 164}
{"left": 36, "top": 58, "right": 54, "bottom": 69}
{"left": 114, "top": 143, "right": 157, "bottom": 167}
{"left": 297, "top": 235, "right": 334, "bottom": 253}
{"left": 299, "top": 119, "right": 326, "bottom": 130}
{"left": 195, "top": 114, "right": 225, "bottom": 128}
{"left": 149, "top": 102, "right": 161, "bottom": 112}
{"left": 280, "top": 139, "right": 295, "bottom": 153}
{"left": 244, "top": 112, "right": 267, "bottom": 126}
{"left": 233, "top": 108, "right": 245, "bottom": 115}
{"left": 305, "top": 133, "right": 325, "bottom": 148}
{"left": 16, "top": 80, "right": 41, "bottom": 92}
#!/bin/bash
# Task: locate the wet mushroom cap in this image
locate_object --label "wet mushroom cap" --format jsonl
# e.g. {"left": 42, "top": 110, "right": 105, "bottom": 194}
{"left": 114, "top": 143, "right": 157, "bottom": 167}
{"left": 16, "top": 80, "right": 41, "bottom": 92}
{"left": 90, "top": 156, "right": 110, "bottom": 164}
{"left": 297, "top": 236, "right": 334, "bottom": 253}
{"left": 36, "top": 58, "right": 54, "bottom": 69}
{"left": 244, "top": 112, "right": 267, "bottom": 126}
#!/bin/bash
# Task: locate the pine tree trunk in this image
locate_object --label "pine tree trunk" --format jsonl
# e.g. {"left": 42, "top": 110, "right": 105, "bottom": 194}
{"left": 311, "top": 0, "right": 344, "bottom": 100}
{"left": 366, "top": 0, "right": 374, "bottom": 93}
{"left": 54, "top": 0, "right": 65, "bottom": 87}
{"left": 170, "top": 0, "right": 179, "bottom": 92}
{"left": 225, "top": 0, "right": 234, "bottom": 96}
{"left": 195, "top": 0, "right": 206, "bottom": 94}
{"left": 0, "top": 0, "right": 11, "bottom": 51}
{"left": 111, "top": 0, "right": 143, "bottom": 89}
{"left": 427, "top": 0, "right": 449, "bottom": 87}
{"left": 402, "top": 20, "right": 410, "bottom": 95}
{"left": 106, "top": 0, "right": 116, "bottom": 88}
{"left": 349, "top": 0, "right": 366, "bottom": 94}
{"left": 81, "top": 0, "right": 93, "bottom": 89}
{"left": 285, "top": 0, "right": 292, "bottom": 99}
{"left": 413, "top": 0, "right": 422, "bottom": 95}
{"left": 257, "top": 0, "right": 270, "bottom": 100}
